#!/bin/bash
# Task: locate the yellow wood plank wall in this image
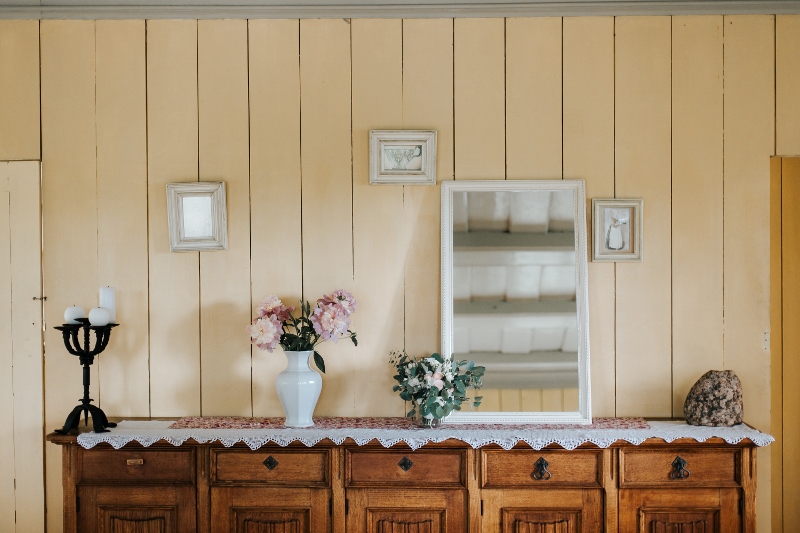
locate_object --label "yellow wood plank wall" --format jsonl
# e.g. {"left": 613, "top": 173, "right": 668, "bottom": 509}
{"left": 1, "top": 15, "right": 798, "bottom": 532}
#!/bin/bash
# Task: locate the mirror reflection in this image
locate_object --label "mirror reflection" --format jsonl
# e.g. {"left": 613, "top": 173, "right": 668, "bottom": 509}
{"left": 442, "top": 180, "right": 590, "bottom": 423}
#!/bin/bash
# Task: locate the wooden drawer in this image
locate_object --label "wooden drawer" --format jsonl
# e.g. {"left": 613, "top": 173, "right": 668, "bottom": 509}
{"left": 212, "top": 448, "right": 329, "bottom": 487}
{"left": 77, "top": 448, "right": 194, "bottom": 485}
{"left": 619, "top": 448, "right": 740, "bottom": 488}
{"left": 481, "top": 449, "right": 603, "bottom": 488}
{"left": 346, "top": 448, "right": 466, "bottom": 488}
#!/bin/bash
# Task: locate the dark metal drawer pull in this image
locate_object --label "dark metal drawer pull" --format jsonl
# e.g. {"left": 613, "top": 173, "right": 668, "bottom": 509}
{"left": 671, "top": 456, "right": 690, "bottom": 479}
{"left": 398, "top": 457, "right": 414, "bottom": 471}
{"left": 126, "top": 459, "right": 144, "bottom": 466}
{"left": 263, "top": 456, "right": 279, "bottom": 470}
{"left": 532, "top": 457, "right": 552, "bottom": 480}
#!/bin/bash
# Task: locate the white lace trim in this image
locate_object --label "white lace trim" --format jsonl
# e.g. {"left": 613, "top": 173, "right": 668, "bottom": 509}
{"left": 76, "top": 420, "right": 773, "bottom": 451}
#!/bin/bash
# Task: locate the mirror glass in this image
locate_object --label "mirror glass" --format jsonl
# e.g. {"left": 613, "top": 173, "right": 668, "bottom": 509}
{"left": 442, "top": 180, "right": 591, "bottom": 424}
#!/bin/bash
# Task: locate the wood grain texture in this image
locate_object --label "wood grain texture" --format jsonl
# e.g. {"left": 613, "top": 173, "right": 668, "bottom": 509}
{"left": 211, "top": 486, "right": 329, "bottom": 533}
{"left": 614, "top": 16, "right": 672, "bottom": 418}
{"left": 482, "top": 488, "right": 602, "bottom": 533}
{"left": 769, "top": 157, "right": 783, "bottom": 533}
{"left": 347, "top": 449, "right": 465, "bottom": 487}
{"left": 722, "top": 17, "right": 774, "bottom": 531}
{"left": 198, "top": 19, "right": 252, "bottom": 416}
{"left": 482, "top": 449, "right": 602, "bottom": 487}
{"left": 402, "top": 18, "right": 453, "bottom": 357}
{"left": 0, "top": 168, "right": 14, "bottom": 532}
{"left": 7, "top": 162, "right": 44, "bottom": 532}
{"left": 146, "top": 20, "right": 201, "bottom": 417}
{"left": 351, "top": 19, "right": 405, "bottom": 416}
{"left": 299, "top": 19, "right": 354, "bottom": 416}
{"left": 95, "top": 20, "right": 150, "bottom": 418}
{"left": 0, "top": 20, "right": 39, "bottom": 160}
{"left": 781, "top": 158, "right": 800, "bottom": 529}
{"left": 454, "top": 18, "right": 505, "bottom": 180}
{"left": 40, "top": 21, "right": 97, "bottom": 533}
{"left": 506, "top": 17, "right": 562, "bottom": 180}
{"left": 562, "top": 16, "right": 615, "bottom": 417}
{"left": 776, "top": 15, "right": 800, "bottom": 155}
{"left": 248, "top": 19, "right": 303, "bottom": 417}
{"left": 671, "top": 16, "right": 724, "bottom": 416}
{"left": 213, "top": 448, "right": 329, "bottom": 484}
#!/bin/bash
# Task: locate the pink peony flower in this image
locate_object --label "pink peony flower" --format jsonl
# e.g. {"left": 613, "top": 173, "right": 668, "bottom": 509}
{"left": 310, "top": 303, "right": 350, "bottom": 342}
{"left": 319, "top": 289, "right": 358, "bottom": 316}
{"left": 427, "top": 371, "right": 445, "bottom": 390}
{"left": 247, "top": 315, "right": 282, "bottom": 352}
{"left": 257, "top": 295, "right": 294, "bottom": 323}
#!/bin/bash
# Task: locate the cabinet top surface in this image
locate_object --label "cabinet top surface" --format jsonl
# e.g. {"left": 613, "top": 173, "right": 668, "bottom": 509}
{"left": 46, "top": 417, "right": 773, "bottom": 451}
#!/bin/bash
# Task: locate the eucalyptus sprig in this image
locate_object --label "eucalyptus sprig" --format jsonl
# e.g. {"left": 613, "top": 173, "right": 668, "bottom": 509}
{"left": 389, "top": 351, "right": 484, "bottom": 420}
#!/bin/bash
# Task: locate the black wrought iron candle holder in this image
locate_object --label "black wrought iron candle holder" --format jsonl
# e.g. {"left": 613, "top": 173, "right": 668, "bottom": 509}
{"left": 53, "top": 318, "right": 119, "bottom": 434}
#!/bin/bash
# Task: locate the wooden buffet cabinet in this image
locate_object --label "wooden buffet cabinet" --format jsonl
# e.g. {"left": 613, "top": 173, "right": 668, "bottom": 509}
{"left": 47, "top": 432, "right": 759, "bottom": 533}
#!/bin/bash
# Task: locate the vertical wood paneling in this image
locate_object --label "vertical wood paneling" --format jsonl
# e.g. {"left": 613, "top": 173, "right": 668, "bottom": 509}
{"left": 351, "top": 19, "right": 405, "bottom": 416}
{"left": 542, "top": 389, "right": 563, "bottom": 411}
{"left": 300, "top": 19, "right": 354, "bottom": 416}
{"left": 671, "top": 16, "right": 724, "bottom": 415}
{"left": 95, "top": 20, "right": 150, "bottom": 417}
{"left": 780, "top": 158, "right": 800, "bottom": 529}
{"left": 8, "top": 162, "right": 44, "bottom": 532}
{"left": 776, "top": 15, "right": 800, "bottom": 155}
{"left": 562, "top": 17, "right": 615, "bottom": 417}
{"left": 146, "top": 20, "right": 201, "bottom": 417}
{"left": 454, "top": 18, "right": 505, "bottom": 180}
{"left": 520, "top": 389, "right": 542, "bottom": 411}
{"left": 402, "top": 18, "right": 453, "bottom": 356}
{"left": 40, "top": 20, "right": 97, "bottom": 533}
{"left": 723, "top": 16, "right": 774, "bottom": 531}
{"left": 506, "top": 17, "right": 562, "bottom": 180}
{"left": 769, "top": 157, "right": 783, "bottom": 533}
{"left": 198, "top": 20, "right": 252, "bottom": 416}
{"left": 249, "top": 19, "right": 303, "bottom": 417}
{"left": 614, "top": 16, "right": 672, "bottom": 417}
{"left": 0, "top": 20, "right": 40, "bottom": 160}
{"left": 0, "top": 168, "right": 14, "bottom": 532}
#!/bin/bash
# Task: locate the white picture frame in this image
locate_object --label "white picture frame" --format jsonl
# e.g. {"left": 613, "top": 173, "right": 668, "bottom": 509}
{"left": 369, "top": 130, "right": 437, "bottom": 185}
{"left": 592, "top": 198, "right": 643, "bottom": 262}
{"left": 166, "top": 182, "right": 228, "bottom": 252}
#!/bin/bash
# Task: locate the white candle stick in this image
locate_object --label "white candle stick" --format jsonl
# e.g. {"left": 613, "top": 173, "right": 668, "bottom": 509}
{"left": 99, "top": 286, "right": 116, "bottom": 323}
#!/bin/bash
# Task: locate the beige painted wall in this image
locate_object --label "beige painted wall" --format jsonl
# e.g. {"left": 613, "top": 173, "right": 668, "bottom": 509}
{"left": 1, "top": 14, "right": 798, "bottom": 532}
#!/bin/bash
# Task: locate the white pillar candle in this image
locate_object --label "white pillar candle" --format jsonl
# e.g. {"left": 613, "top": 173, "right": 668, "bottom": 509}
{"left": 88, "top": 307, "right": 110, "bottom": 327}
{"left": 64, "top": 305, "right": 86, "bottom": 325}
{"left": 99, "top": 286, "right": 116, "bottom": 323}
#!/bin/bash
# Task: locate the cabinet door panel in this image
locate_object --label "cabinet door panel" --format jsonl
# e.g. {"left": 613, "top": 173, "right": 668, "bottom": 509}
{"left": 619, "top": 488, "right": 741, "bottom": 533}
{"left": 482, "top": 489, "right": 602, "bottom": 533}
{"left": 211, "top": 487, "right": 329, "bottom": 533}
{"left": 347, "top": 488, "right": 466, "bottom": 533}
{"left": 77, "top": 485, "right": 196, "bottom": 533}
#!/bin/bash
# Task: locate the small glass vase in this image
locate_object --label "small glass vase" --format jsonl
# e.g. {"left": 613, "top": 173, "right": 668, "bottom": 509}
{"left": 414, "top": 411, "right": 442, "bottom": 428}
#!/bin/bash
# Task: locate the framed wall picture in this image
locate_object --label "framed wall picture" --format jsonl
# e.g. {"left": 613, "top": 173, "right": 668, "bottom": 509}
{"left": 166, "top": 182, "right": 228, "bottom": 252}
{"left": 591, "top": 198, "right": 643, "bottom": 262}
{"left": 369, "top": 130, "right": 437, "bottom": 185}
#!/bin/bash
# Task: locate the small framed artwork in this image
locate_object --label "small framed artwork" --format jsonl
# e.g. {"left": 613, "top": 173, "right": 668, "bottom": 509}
{"left": 591, "top": 198, "right": 643, "bottom": 262}
{"left": 369, "top": 130, "right": 437, "bottom": 185}
{"left": 166, "top": 182, "right": 228, "bottom": 252}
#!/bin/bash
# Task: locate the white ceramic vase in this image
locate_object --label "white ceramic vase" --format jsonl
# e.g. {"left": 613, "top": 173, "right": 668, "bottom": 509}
{"left": 276, "top": 350, "right": 322, "bottom": 427}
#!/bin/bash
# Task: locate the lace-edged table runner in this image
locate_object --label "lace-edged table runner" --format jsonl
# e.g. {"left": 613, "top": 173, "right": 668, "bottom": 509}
{"left": 75, "top": 417, "right": 774, "bottom": 451}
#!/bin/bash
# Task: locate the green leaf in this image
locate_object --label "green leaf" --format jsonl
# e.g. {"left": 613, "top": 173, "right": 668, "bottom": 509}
{"left": 313, "top": 351, "right": 326, "bottom": 374}
{"left": 466, "top": 360, "right": 474, "bottom": 370}
{"left": 455, "top": 381, "right": 466, "bottom": 394}
{"left": 430, "top": 353, "right": 443, "bottom": 363}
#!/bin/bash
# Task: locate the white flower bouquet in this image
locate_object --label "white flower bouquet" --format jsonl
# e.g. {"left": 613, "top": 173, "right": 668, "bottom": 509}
{"left": 247, "top": 290, "right": 358, "bottom": 373}
{"left": 389, "top": 351, "right": 484, "bottom": 424}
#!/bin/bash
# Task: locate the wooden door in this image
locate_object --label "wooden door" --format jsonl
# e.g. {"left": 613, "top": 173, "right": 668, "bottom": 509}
{"left": 346, "top": 488, "right": 467, "bottom": 533}
{"left": 0, "top": 161, "right": 44, "bottom": 532}
{"left": 481, "top": 489, "right": 603, "bottom": 533}
{"left": 771, "top": 156, "right": 800, "bottom": 531}
{"left": 618, "top": 488, "right": 741, "bottom": 533}
{"left": 76, "top": 485, "right": 196, "bottom": 533}
{"left": 211, "top": 487, "right": 330, "bottom": 533}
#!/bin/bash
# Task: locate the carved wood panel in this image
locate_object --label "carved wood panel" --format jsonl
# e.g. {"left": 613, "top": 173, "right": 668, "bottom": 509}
{"left": 367, "top": 509, "right": 443, "bottom": 533}
{"left": 232, "top": 509, "right": 308, "bottom": 533}
{"left": 639, "top": 509, "right": 719, "bottom": 533}
{"left": 99, "top": 506, "right": 176, "bottom": 533}
{"left": 501, "top": 509, "right": 580, "bottom": 533}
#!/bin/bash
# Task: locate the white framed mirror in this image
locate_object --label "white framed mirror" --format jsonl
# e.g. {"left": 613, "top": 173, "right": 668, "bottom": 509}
{"left": 442, "top": 180, "right": 591, "bottom": 424}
